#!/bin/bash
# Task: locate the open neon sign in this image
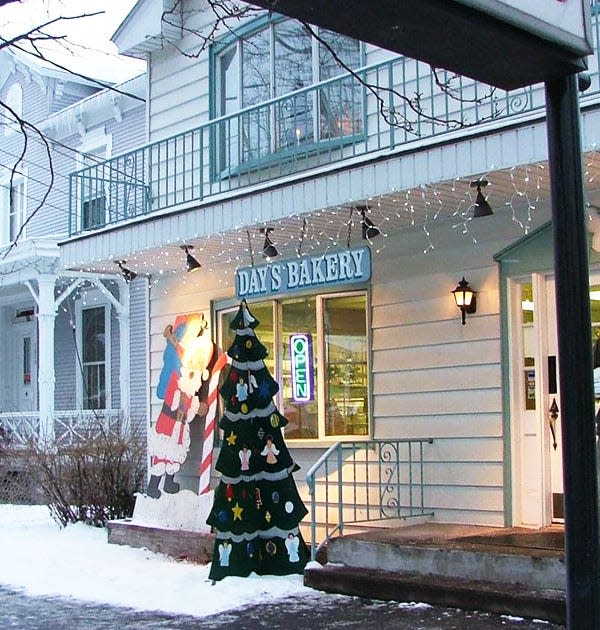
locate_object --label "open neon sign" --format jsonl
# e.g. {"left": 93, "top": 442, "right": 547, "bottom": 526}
{"left": 290, "top": 333, "right": 313, "bottom": 403}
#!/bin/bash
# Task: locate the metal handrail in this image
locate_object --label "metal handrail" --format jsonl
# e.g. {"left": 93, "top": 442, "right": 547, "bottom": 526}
{"left": 305, "top": 437, "right": 434, "bottom": 560}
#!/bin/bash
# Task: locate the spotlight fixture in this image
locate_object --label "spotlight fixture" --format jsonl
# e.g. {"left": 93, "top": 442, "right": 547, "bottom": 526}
{"left": 180, "top": 245, "right": 202, "bottom": 273}
{"left": 452, "top": 277, "right": 477, "bottom": 325}
{"left": 358, "top": 205, "right": 381, "bottom": 240}
{"left": 260, "top": 227, "right": 279, "bottom": 260}
{"left": 470, "top": 179, "right": 493, "bottom": 218}
{"left": 114, "top": 260, "right": 137, "bottom": 283}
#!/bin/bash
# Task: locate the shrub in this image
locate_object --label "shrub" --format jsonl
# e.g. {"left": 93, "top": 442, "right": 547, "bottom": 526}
{"left": 23, "top": 418, "right": 146, "bottom": 527}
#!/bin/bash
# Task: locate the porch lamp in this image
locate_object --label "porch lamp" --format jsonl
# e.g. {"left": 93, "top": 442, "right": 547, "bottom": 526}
{"left": 452, "top": 277, "right": 477, "bottom": 325}
{"left": 260, "top": 227, "right": 279, "bottom": 260}
{"left": 115, "top": 260, "right": 137, "bottom": 283}
{"left": 470, "top": 179, "right": 493, "bottom": 217}
{"left": 180, "top": 245, "right": 202, "bottom": 273}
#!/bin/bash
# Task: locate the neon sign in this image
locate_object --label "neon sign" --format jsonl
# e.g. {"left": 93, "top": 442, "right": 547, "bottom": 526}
{"left": 290, "top": 333, "right": 313, "bottom": 403}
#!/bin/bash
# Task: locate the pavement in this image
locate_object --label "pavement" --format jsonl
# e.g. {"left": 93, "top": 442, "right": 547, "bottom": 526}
{"left": 0, "top": 584, "right": 565, "bottom": 629}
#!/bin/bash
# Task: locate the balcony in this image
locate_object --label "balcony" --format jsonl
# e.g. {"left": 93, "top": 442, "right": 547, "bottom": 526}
{"left": 68, "top": 3, "right": 600, "bottom": 237}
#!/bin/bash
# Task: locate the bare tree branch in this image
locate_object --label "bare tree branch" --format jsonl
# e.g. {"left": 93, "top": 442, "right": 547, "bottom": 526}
{"left": 0, "top": 102, "right": 53, "bottom": 259}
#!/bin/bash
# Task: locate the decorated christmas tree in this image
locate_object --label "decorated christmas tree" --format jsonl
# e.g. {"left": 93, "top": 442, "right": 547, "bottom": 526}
{"left": 207, "top": 300, "right": 309, "bottom": 580}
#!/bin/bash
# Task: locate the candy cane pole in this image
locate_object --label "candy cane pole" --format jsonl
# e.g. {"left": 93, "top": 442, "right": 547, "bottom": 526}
{"left": 198, "top": 351, "right": 229, "bottom": 494}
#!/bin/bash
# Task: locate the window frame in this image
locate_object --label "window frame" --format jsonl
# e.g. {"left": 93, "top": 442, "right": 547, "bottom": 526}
{"left": 75, "top": 294, "right": 111, "bottom": 410}
{"left": 214, "top": 288, "right": 371, "bottom": 444}
{"left": 0, "top": 171, "right": 27, "bottom": 246}
{"left": 209, "top": 14, "right": 366, "bottom": 178}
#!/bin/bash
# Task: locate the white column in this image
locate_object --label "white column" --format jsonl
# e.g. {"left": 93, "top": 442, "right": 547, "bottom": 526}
{"left": 37, "top": 275, "right": 56, "bottom": 444}
{"left": 118, "top": 280, "right": 131, "bottom": 431}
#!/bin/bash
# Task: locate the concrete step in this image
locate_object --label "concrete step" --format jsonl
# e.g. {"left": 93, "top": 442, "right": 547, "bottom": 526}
{"left": 304, "top": 563, "right": 566, "bottom": 625}
{"left": 327, "top": 534, "right": 565, "bottom": 590}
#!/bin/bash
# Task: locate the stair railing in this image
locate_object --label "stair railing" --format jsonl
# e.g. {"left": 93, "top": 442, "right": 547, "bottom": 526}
{"left": 305, "top": 438, "right": 434, "bottom": 560}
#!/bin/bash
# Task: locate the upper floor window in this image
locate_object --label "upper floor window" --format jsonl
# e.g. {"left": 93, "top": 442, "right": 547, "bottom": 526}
{"left": 0, "top": 175, "right": 26, "bottom": 245}
{"left": 212, "top": 16, "right": 364, "bottom": 171}
{"left": 76, "top": 128, "right": 112, "bottom": 232}
{"left": 9, "top": 178, "right": 26, "bottom": 242}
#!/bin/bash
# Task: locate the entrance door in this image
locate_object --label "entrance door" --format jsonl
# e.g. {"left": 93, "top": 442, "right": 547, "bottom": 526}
{"left": 545, "top": 280, "right": 563, "bottom": 522}
{"left": 15, "top": 324, "right": 37, "bottom": 411}
{"left": 512, "top": 272, "right": 599, "bottom": 526}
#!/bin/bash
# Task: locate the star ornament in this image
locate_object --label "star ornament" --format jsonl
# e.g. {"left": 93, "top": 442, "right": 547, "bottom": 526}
{"left": 232, "top": 502, "right": 244, "bottom": 521}
{"left": 226, "top": 431, "right": 238, "bottom": 446}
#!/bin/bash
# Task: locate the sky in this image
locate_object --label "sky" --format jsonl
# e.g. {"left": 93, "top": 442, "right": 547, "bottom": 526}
{"left": 0, "top": 0, "right": 145, "bottom": 83}
{"left": 0, "top": 504, "right": 325, "bottom": 618}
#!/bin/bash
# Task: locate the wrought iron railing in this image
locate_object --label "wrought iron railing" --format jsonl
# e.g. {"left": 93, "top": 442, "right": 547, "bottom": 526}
{"left": 0, "top": 410, "right": 127, "bottom": 447}
{"left": 305, "top": 438, "right": 434, "bottom": 560}
{"left": 68, "top": 3, "right": 600, "bottom": 237}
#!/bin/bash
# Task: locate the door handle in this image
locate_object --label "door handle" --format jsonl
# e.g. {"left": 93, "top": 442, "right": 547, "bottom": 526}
{"left": 549, "top": 397, "right": 559, "bottom": 450}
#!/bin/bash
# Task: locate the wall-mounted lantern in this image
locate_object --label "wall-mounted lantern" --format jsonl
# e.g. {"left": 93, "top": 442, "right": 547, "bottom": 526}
{"left": 452, "top": 277, "right": 477, "bottom": 325}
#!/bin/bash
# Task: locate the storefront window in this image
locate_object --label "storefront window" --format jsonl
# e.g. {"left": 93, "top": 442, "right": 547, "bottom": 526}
{"left": 281, "top": 296, "right": 318, "bottom": 439}
{"left": 324, "top": 294, "right": 368, "bottom": 436}
{"left": 217, "top": 291, "right": 369, "bottom": 440}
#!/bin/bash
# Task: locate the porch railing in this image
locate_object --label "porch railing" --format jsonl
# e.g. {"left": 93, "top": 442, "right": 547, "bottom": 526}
{"left": 68, "top": 3, "right": 600, "bottom": 236}
{"left": 0, "top": 410, "right": 127, "bottom": 448}
{"left": 305, "top": 438, "right": 434, "bottom": 560}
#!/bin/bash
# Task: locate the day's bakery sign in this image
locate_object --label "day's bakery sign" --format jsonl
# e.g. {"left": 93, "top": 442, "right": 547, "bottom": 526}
{"left": 235, "top": 246, "right": 371, "bottom": 298}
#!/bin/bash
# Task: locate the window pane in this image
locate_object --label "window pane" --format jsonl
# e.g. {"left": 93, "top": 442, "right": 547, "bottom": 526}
{"left": 82, "top": 306, "right": 106, "bottom": 409}
{"left": 218, "top": 45, "right": 240, "bottom": 171}
{"left": 82, "top": 196, "right": 106, "bottom": 229}
{"left": 84, "top": 364, "right": 106, "bottom": 410}
{"left": 9, "top": 181, "right": 25, "bottom": 241}
{"left": 318, "top": 30, "right": 362, "bottom": 140}
{"left": 324, "top": 294, "right": 368, "bottom": 436}
{"left": 520, "top": 283, "right": 535, "bottom": 411}
{"left": 82, "top": 307, "right": 105, "bottom": 363}
{"left": 280, "top": 297, "right": 318, "bottom": 439}
{"left": 23, "top": 336, "right": 31, "bottom": 384}
{"left": 221, "top": 302, "right": 275, "bottom": 375}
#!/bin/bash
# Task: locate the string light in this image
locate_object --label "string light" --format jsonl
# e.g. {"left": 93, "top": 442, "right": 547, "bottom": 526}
{"left": 62, "top": 158, "right": 597, "bottom": 299}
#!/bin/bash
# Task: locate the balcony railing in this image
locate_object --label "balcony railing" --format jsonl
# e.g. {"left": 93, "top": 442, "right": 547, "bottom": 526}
{"left": 69, "top": 3, "right": 600, "bottom": 237}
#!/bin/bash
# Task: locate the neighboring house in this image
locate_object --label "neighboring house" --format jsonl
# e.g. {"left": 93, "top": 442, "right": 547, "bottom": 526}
{"left": 0, "top": 49, "right": 147, "bottom": 448}
{"left": 54, "top": 0, "right": 600, "bottom": 545}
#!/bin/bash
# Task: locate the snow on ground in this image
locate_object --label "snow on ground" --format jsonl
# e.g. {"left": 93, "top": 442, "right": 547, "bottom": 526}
{"left": 0, "top": 504, "right": 318, "bottom": 618}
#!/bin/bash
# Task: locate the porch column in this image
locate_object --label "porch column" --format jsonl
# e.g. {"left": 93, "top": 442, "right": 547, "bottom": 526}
{"left": 545, "top": 74, "right": 600, "bottom": 627}
{"left": 37, "top": 275, "right": 57, "bottom": 444}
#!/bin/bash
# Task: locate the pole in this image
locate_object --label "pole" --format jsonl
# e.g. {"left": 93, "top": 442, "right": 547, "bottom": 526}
{"left": 545, "top": 73, "right": 600, "bottom": 628}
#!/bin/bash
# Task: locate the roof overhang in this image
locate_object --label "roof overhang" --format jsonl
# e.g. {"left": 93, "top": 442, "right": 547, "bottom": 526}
{"left": 248, "top": 0, "right": 592, "bottom": 90}
{"left": 111, "top": 0, "right": 183, "bottom": 59}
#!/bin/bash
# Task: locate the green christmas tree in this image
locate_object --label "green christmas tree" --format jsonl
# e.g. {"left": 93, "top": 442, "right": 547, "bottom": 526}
{"left": 207, "top": 300, "right": 309, "bottom": 580}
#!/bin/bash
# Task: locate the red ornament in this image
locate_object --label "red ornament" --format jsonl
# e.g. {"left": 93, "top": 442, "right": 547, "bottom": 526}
{"left": 226, "top": 484, "right": 234, "bottom": 502}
